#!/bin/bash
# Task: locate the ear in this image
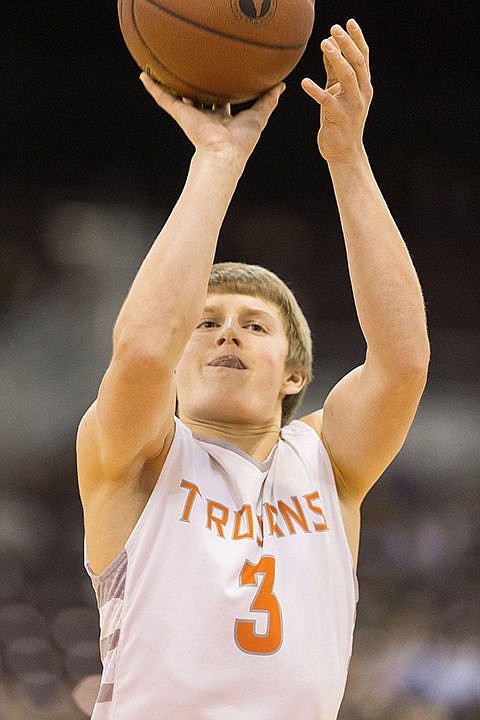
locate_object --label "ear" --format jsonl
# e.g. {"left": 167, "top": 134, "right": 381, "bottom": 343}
{"left": 281, "top": 369, "right": 307, "bottom": 398}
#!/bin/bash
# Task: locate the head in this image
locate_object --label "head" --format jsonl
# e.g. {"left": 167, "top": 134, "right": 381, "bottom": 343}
{"left": 176, "top": 262, "right": 312, "bottom": 427}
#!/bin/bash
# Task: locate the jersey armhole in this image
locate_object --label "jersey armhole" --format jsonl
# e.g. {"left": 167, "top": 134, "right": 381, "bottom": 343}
{"left": 288, "top": 419, "right": 359, "bottom": 599}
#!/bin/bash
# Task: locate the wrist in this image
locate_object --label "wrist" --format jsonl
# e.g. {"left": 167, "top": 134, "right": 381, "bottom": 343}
{"left": 326, "top": 147, "right": 370, "bottom": 174}
{"left": 187, "top": 149, "right": 245, "bottom": 208}
{"left": 192, "top": 146, "right": 247, "bottom": 181}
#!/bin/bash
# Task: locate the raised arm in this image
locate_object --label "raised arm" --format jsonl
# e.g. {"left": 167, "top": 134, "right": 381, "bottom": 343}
{"left": 301, "top": 21, "right": 430, "bottom": 507}
{"left": 77, "top": 79, "right": 285, "bottom": 572}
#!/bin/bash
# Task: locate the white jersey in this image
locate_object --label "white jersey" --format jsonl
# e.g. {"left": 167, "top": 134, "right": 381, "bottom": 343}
{"left": 86, "top": 418, "right": 358, "bottom": 720}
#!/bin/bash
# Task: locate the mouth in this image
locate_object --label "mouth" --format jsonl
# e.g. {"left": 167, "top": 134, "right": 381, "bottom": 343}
{"left": 208, "top": 355, "right": 246, "bottom": 370}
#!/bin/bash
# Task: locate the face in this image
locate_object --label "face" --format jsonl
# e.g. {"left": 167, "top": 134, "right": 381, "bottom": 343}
{"left": 175, "top": 293, "right": 305, "bottom": 427}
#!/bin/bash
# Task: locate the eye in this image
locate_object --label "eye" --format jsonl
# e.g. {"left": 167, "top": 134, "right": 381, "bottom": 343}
{"left": 247, "top": 323, "right": 266, "bottom": 333}
{"left": 197, "top": 320, "right": 218, "bottom": 329}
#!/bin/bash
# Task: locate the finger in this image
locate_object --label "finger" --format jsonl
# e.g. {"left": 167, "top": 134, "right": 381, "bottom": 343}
{"left": 320, "top": 37, "right": 360, "bottom": 96}
{"left": 346, "top": 18, "right": 370, "bottom": 68}
{"left": 140, "top": 71, "right": 185, "bottom": 118}
{"left": 140, "top": 72, "right": 212, "bottom": 129}
{"left": 236, "top": 82, "right": 286, "bottom": 129}
{"left": 330, "top": 23, "right": 371, "bottom": 94}
{"left": 323, "top": 39, "right": 339, "bottom": 90}
{"left": 301, "top": 77, "right": 342, "bottom": 121}
{"left": 211, "top": 102, "right": 232, "bottom": 117}
{"left": 257, "top": 82, "right": 287, "bottom": 108}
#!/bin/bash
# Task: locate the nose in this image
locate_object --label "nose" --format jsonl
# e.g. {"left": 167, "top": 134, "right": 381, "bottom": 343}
{"left": 216, "top": 316, "right": 240, "bottom": 346}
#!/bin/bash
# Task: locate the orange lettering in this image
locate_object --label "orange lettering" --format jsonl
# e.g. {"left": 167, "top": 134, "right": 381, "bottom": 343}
{"left": 179, "top": 480, "right": 202, "bottom": 522}
{"left": 207, "top": 500, "right": 229, "bottom": 538}
{"left": 264, "top": 503, "right": 284, "bottom": 538}
{"left": 278, "top": 496, "right": 310, "bottom": 535}
{"left": 304, "top": 492, "right": 328, "bottom": 531}
{"left": 256, "top": 514, "right": 264, "bottom": 547}
{"left": 235, "top": 556, "right": 283, "bottom": 655}
{"left": 233, "top": 504, "right": 254, "bottom": 540}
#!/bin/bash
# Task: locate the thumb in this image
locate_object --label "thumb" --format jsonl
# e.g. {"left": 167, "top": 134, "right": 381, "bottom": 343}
{"left": 301, "top": 78, "right": 341, "bottom": 119}
{"left": 238, "top": 82, "right": 286, "bottom": 131}
{"left": 140, "top": 72, "right": 186, "bottom": 122}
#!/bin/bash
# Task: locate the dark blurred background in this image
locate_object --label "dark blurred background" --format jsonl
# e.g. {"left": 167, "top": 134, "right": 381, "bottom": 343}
{"left": 1, "top": 1, "right": 479, "bottom": 718}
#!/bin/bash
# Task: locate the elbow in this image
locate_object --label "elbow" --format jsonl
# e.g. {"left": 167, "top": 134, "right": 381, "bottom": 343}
{"left": 113, "top": 312, "right": 190, "bottom": 371}
{"left": 372, "top": 333, "right": 430, "bottom": 391}
{"left": 393, "top": 338, "right": 430, "bottom": 391}
{"left": 411, "top": 332, "right": 431, "bottom": 379}
{"left": 112, "top": 328, "right": 174, "bottom": 377}
{"left": 405, "top": 356, "right": 429, "bottom": 392}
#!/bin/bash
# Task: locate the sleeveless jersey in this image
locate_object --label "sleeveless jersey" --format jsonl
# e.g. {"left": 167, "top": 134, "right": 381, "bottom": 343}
{"left": 86, "top": 418, "right": 358, "bottom": 720}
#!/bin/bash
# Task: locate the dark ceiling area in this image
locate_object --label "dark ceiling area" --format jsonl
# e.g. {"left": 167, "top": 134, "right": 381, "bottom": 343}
{"left": 1, "top": 1, "right": 478, "bottom": 329}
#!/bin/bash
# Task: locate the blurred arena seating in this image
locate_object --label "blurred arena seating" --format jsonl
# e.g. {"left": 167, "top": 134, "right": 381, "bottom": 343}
{"left": 1, "top": 178, "right": 478, "bottom": 719}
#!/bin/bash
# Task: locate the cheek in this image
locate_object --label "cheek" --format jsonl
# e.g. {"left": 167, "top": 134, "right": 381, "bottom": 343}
{"left": 257, "top": 348, "right": 288, "bottom": 381}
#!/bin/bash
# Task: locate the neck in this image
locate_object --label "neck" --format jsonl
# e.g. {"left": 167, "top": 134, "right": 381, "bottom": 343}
{"left": 180, "top": 416, "right": 281, "bottom": 462}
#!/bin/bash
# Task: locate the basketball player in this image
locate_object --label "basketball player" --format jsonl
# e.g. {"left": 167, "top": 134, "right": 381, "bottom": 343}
{"left": 77, "top": 20, "right": 429, "bottom": 720}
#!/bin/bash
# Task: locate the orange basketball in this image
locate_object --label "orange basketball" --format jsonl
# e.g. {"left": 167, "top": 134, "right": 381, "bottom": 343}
{"left": 118, "top": 0, "right": 315, "bottom": 104}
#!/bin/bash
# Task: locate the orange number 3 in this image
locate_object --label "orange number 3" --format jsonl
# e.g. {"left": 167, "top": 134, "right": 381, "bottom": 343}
{"left": 235, "top": 555, "right": 283, "bottom": 655}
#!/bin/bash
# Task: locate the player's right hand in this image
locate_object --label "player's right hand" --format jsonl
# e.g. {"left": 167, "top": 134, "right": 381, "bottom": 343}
{"left": 140, "top": 73, "right": 285, "bottom": 170}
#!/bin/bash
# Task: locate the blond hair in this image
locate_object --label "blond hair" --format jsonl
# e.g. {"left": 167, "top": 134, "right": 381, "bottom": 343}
{"left": 208, "top": 262, "right": 312, "bottom": 425}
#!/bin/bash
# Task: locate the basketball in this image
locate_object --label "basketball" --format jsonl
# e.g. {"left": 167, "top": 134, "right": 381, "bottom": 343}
{"left": 118, "top": 0, "right": 315, "bottom": 104}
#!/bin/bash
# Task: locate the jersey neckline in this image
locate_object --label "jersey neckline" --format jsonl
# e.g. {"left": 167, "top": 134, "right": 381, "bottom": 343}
{"left": 192, "top": 432, "right": 279, "bottom": 472}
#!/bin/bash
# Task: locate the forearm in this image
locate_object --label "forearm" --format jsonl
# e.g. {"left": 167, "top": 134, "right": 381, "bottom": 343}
{"left": 328, "top": 152, "right": 430, "bottom": 374}
{"left": 114, "top": 149, "right": 244, "bottom": 363}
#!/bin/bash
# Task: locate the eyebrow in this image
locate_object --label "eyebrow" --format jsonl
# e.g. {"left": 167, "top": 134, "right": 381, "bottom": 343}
{"left": 202, "top": 304, "right": 278, "bottom": 322}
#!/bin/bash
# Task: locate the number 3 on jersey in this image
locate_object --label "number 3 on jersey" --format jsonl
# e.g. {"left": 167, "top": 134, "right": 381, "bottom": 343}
{"left": 235, "top": 555, "right": 283, "bottom": 655}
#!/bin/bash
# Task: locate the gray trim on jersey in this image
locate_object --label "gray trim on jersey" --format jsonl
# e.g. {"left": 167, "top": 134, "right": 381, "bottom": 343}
{"left": 97, "top": 683, "right": 114, "bottom": 703}
{"left": 193, "top": 433, "right": 278, "bottom": 472}
{"left": 100, "top": 628, "right": 121, "bottom": 659}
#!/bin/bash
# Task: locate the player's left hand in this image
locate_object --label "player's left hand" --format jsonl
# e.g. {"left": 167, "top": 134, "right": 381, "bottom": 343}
{"left": 301, "top": 19, "right": 373, "bottom": 165}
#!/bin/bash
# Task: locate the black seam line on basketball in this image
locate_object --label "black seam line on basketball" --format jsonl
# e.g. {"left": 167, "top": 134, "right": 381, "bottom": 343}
{"left": 143, "top": 0, "right": 306, "bottom": 51}
{"left": 129, "top": 0, "right": 232, "bottom": 97}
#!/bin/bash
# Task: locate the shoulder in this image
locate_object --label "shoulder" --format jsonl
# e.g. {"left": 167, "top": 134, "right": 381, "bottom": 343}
{"left": 294, "top": 409, "right": 347, "bottom": 492}
{"left": 280, "top": 411, "right": 325, "bottom": 450}
{"left": 297, "top": 409, "right": 323, "bottom": 436}
{"left": 297, "top": 409, "right": 339, "bottom": 472}
{"left": 280, "top": 413, "right": 334, "bottom": 475}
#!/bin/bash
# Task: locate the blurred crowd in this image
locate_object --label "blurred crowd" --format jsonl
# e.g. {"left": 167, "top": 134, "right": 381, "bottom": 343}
{"left": 0, "top": 461, "right": 478, "bottom": 718}
{"left": 1, "top": 165, "right": 478, "bottom": 718}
